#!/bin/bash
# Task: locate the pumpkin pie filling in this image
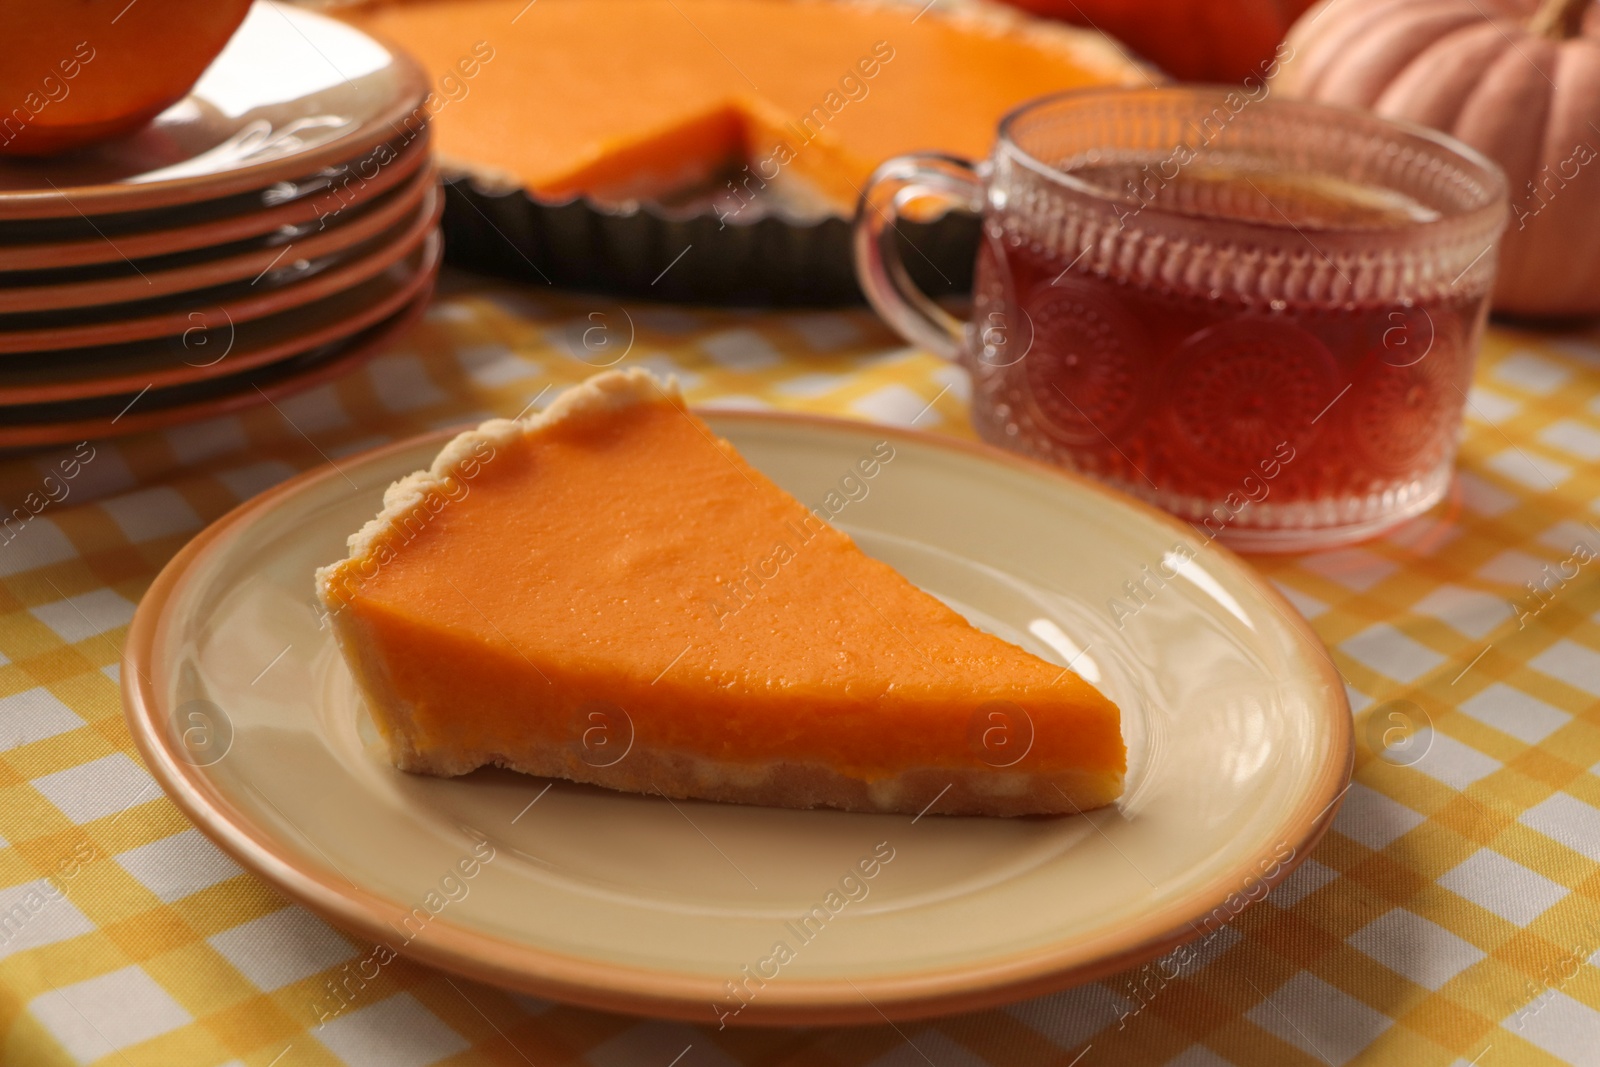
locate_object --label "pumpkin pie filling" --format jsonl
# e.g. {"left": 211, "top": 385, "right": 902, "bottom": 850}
{"left": 340, "top": 0, "right": 1145, "bottom": 211}
{"left": 317, "top": 371, "right": 1124, "bottom": 816}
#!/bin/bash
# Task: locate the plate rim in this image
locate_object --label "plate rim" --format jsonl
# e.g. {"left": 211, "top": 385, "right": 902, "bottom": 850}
{"left": 122, "top": 410, "right": 1354, "bottom": 1026}
{"left": 0, "top": 249, "right": 436, "bottom": 448}
{"left": 0, "top": 131, "right": 431, "bottom": 273}
{"left": 0, "top": 176, "right": 440, "bottom": 355}
{"left": 0, "top": 194, "right": 439, "bottom": 405}
{"left": 0, "top": 168, "right": 435, "bottom": 316}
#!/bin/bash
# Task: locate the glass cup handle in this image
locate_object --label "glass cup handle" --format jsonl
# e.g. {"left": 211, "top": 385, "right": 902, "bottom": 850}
{"left": 854, "top": 154, "right": 986, "bottom": 361}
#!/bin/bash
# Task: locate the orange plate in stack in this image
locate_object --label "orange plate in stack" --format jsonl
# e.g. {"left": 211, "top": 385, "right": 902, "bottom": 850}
{"left": 0, "top": 1, "right": 437, "bottom": 449}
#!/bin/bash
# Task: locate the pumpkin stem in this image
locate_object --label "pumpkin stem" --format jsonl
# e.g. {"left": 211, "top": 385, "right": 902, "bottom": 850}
{"left": 1528, "top": 0, "right": 1590, "bottom": 38}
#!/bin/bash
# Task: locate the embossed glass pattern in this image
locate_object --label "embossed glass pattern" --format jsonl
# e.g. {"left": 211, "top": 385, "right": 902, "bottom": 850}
{"left": 856, "top": 87, "right": 1509, "bottom": 550}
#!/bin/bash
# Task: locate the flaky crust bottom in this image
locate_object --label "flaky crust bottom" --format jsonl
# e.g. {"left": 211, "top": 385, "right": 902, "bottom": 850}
{"left": 382, "top": 726, "right": 1121, "bottom": 818}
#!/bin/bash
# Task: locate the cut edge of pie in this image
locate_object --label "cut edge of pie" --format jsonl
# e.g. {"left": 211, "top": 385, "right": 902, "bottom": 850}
{"left": 317, "top": 370, "right": 1125, "bottom": 817}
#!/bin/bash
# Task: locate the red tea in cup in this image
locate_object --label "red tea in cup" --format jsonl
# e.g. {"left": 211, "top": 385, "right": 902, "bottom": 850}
{"left": 857, "top": 88, "right": 1508, "bottom": 550}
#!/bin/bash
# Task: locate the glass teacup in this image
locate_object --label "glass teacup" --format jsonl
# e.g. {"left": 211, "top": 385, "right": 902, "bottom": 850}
{"left": 855, "top": 86, "right": 1508, "bottom": 551}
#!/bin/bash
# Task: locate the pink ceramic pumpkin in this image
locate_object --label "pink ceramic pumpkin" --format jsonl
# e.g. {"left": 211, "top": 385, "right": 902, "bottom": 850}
{"left": 1275, "top": 0, "right": 1600, "bottom": 318}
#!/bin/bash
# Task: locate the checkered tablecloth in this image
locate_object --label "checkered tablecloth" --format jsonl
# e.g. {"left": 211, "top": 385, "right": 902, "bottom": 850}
{"left": 1, "top": 268, "right": 1597, "bottom": 1067}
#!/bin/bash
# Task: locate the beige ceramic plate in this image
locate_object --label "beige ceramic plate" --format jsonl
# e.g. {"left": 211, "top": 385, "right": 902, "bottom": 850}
{"left": 0, "top": 169, "right": 434, "bottom": 314}
{"left": 0, "top": 2, "right": 427, "bottom": 220}
{"left": 124, "top": 415, "right": 1352, "bottom": 1025}
{"left": 0, "top": 132, "right": 431, "bottom": 272}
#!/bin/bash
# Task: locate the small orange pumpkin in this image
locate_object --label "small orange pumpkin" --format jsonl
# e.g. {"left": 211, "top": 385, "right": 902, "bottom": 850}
{"left": 0, "top": 0, "right": 254, "bottom": 156}
{"left": 1000, "top": 0, "right": 1318, "bottom": 82}
{"left": 1276, "top": 0, "right": 1600, "bottom": 318}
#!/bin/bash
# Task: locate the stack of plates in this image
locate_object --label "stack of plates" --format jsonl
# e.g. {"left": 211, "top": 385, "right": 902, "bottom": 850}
{"left": 0, "top": 2, "right": 436, "bottom": 449}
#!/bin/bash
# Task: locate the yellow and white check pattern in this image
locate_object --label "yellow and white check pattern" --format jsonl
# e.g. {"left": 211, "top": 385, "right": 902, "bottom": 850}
{"left": 0, "top": 269, "right": 1596, "bottom": 1066}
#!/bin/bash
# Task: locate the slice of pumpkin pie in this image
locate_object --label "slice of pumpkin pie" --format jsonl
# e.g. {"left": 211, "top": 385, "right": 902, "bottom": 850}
{"left": 316, "top": 370, "right": 1123, "bottom": 816}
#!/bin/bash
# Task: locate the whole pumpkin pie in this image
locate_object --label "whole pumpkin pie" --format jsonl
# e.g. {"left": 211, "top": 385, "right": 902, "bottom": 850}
{"left": 316, "top": 370, "right": 1124, "bottom": 816}
{"left": 339, "top": 0, "right": 1145, "bottom": 211}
